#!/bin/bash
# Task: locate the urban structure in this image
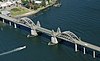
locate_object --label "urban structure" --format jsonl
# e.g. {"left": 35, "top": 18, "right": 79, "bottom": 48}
{"left": 0, "top": 14, "right": 100, "bottom": 58}
{"left": 0, "top": 0, "right": 57, "bottom": 17}
{"left": 0, "top": 0, "right": 99, "bottom": 59}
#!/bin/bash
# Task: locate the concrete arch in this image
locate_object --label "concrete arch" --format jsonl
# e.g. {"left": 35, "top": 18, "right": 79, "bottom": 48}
{"left": 20, "top": 17, "right": 35, "bottom": 28}
{"left": 61, "top": 31, "right": 80, "bottom": 42}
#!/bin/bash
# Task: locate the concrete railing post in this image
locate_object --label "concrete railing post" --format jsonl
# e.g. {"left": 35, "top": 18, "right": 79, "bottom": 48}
{"left": 14, "top": 23, "right": 17, "bottom": 28}
{"left": 83, "top": 47, "right": 86, "bottom": 54}
{"left": 75, "top": 43, "right": 78, "bottom": 52}
{"left": 93, "top": 51, "right": 96, "bottom": 58}
{"left": 9, "top": 22, "right": 11, "bottom": 26}
{"left": 3, "top": 19, "right": 5, "bottom": 23}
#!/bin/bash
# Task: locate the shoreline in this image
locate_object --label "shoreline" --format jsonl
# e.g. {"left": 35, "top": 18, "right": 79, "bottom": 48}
{"left": 15, "top": 0, "right": 58, "bottom": 18}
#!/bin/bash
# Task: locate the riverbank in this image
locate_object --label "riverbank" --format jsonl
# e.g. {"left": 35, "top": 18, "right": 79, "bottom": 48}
{"left": 14, "top": 0, "right": 58, "bottom": 18}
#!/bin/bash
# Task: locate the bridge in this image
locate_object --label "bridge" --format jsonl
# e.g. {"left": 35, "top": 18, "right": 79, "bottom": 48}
{"left": 0, "top": 14, "right": 100, "bottom": 58}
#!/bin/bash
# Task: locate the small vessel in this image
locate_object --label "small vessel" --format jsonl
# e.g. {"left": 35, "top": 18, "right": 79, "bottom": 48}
{"left": 0, "top": 46, "right": 26, "bottom": 56}
{"left": 14, "top": 46, "right": 26, "bottom": 51}
{"left": 54, "top": 3, "right": 61, "bottom": 7}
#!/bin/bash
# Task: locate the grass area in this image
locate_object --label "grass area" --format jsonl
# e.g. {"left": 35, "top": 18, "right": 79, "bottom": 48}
{"left": 10, "top": 7, "right": 31, "bottom": 17}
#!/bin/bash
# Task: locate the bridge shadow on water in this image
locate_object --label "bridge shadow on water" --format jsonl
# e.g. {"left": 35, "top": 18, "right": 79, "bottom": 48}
{"left": 59, "top": 39, "right": 100, "bottom": 58}
{"left": 38, "top": 32, "right": 100, "bottom": 58}
{"left": 37, "top": 32, "right": 51, "bottom": 42}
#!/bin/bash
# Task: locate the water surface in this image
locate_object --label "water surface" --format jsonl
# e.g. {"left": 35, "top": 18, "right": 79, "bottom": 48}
{"left": 0, "top": 0, "right": 100, "bottom": 61}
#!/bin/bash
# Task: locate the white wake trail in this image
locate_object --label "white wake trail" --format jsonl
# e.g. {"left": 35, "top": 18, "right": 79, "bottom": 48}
{"left": 0, "top": 46, "right": 26, "bottom": 56}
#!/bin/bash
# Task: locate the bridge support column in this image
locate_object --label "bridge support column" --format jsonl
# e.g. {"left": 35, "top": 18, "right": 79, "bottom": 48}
{"left": 51, "top": 36, "right": 58, "bottom": 44}
{"left": 14, "top": 23, "right": 17, "bottom": 28}
{"left": 83, "top": 47, "right": 86, "bottom": 54}
{"left": 93, "top": 51, "right": 96, "bottom": 58}
{"left": 48, "top": 36, "right": 58, "bottom": 45}
{"left": 9, "top": 22, "right": 11, "bottom": 26}
{"left": 31, "top": 29, "right": 38, "bottom": 36}
{"left": 75, "top": 43, "right": 78, "bottom": 52}
{"left": 3, "top": 19, "right": 5, "bottom": 23}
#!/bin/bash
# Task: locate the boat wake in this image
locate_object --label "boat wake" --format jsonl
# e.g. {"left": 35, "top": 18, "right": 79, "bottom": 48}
{"left": 0, "top": 46, "right": 26, "bottom": 56}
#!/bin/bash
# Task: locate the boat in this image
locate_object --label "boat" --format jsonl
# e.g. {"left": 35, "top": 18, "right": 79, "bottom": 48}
{"left": 54, "top": 3, "right": 61, "bottom": 7}
{"left": 14, "top": 46, "right": 26, "bottom": 51}
{"left": 0, "top": 46, "right": 26, "bottom": 56}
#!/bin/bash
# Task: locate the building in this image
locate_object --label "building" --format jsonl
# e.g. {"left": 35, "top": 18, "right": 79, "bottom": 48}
{"left": 0, "top": 0, "right": 22, "bottom": 9}
{"left": 1, "top": 11, "right": 11, "bottom": 16}
{"left": 34, "top": 0, "right": 42, "bottom": 4}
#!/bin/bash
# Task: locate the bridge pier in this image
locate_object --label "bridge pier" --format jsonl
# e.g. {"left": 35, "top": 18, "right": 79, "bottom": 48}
{"left": 9, "top": 22, "right": 11, "bottom": 26}
{"left": 48, "top": 36, "right": 58, "bottom": 45}
{"left": 51, "top": 36, "right": 58, "bottom": 44}
{"left": 14, "top": 23, "right": 17, "bottom": 28}
{"left": 31, "top": 29, "right": 38, "bottom": 36}
{"left": 93, "top": 51, "right": 96, "bottom": 58}
{"left": 75, "top": 43, "right": 78, "bottom": 52}
{"left": 83, "top": 47, "right": 86, "bottom": 54}
{"left": 3, "top": 19, "right": 5, "bottom": 23}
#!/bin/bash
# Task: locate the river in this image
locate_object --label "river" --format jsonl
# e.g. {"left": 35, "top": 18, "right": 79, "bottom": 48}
{"left": 0, "top": 0, "right": 100, "bottom": 61}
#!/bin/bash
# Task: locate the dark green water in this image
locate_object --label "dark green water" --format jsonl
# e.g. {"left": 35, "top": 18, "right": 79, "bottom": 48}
{"left": 0, "top": 0, "right": 100, "bottom": 61}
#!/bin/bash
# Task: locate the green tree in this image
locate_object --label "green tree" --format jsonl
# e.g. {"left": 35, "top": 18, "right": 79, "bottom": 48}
{"left": 41, "top": 0, "right": 46, "bottom": 7}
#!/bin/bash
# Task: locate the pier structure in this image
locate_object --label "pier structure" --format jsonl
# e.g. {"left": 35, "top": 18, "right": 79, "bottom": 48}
{"left": 0, "top": 14, "right": 100, "bottom": 58}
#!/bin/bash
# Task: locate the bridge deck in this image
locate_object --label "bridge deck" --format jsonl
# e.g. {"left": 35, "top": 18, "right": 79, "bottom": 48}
{"left": 76, "top": 40, "right": 100, "bottom": 52}
{"left": 0, "top": 14, "right": 29, "bottom": 28}
{"left": 37, "top": 27, "right": 52, "bottom": 35}
{"left": 0, "top": 14, "right": 100, "bottom": 52}
{"left": 58, "top": 36, "right": 100, "bottom": 52}
{"left": 0, "top": 14, "right": 17, "bottom": 23}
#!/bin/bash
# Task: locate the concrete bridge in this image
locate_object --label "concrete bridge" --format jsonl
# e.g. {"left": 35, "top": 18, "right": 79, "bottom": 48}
{"left": 0, "top": 14, "right": 100, "bottom": 58}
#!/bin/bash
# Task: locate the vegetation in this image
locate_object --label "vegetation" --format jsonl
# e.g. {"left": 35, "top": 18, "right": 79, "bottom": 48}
{"left": 0, "top": 0, "right": 55, "bottom": 17}
{"left": 21, "top": 0, "right": 51, "bottom": 10}
{"left": 10, "top": 7, "right": 30, "bottom": 17}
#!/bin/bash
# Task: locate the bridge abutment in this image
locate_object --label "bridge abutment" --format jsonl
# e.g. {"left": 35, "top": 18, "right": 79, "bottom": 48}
{"left": 31, "top": 29, "right": 38, "bottom": 36}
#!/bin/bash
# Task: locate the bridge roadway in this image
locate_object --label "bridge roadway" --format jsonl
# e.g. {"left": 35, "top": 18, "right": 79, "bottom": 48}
{"left": 58, "top": 36, "right": 100, "bottom": 52}
{"left": 76, "top": 40, "right": 100, "bottom": 51}
{"left": 36, "top": 27, "right": 52, "bottom": 35}
{"left": 0, "top": 14, "right": 30, "bottom": 28}
{"left": 36, "top": 28, "right": 100, "bottom": 52}
{"left": 0, "top": 14, "right": 100, "bottom": 53}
